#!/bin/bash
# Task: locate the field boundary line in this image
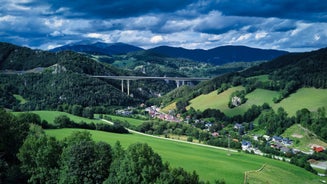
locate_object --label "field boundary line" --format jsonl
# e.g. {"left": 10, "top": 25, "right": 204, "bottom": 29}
{"left": 244, "top": 163, "right": 266, "bottom": 184}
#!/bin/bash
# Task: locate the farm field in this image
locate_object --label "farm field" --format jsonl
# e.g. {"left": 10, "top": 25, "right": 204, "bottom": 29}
{"left": 46, "top": 128, "right": 320, "bottom": 184}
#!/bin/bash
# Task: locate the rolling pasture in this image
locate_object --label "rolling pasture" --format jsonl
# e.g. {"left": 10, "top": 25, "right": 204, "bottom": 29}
{"left": 187, "top": 87, "right": 327, "bottom": 117}
{"left": 46, "top": 128, "right": 320, "bottom": 184}
{"left": 187, "top": 86, "right": 245, "bottom": 116}
{"left": 105, "top": 114, "right": 145, "bottom": 127}
{"left": 13, "top": 110, "right": 103, "bottom": 124}
{"left": 272, "top": 88, "right": 327, "bottom": 116}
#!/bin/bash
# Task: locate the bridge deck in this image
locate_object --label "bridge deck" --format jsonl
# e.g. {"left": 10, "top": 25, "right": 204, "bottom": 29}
{"left": 92, "top": 75, "right": 210, "bottom": 81}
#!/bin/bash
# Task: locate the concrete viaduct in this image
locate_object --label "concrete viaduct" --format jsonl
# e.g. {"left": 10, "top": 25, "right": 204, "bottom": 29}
{"left": 92, "top": 75, "right": 210, "bottom": 95}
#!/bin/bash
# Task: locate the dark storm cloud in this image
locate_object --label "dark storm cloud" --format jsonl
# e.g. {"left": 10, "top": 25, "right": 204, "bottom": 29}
{"left": 0, "top": 0, "right": 326, "bottom": 51}
{"left": 214, "top": 0, "right": 327, "bottom": 22}
{"left": 44, "top": 0, "right": 196, "bottom": 19}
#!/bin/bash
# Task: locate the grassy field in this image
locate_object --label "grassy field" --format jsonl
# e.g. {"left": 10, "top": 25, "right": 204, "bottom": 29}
{"left": 245, "top": 164, "right": 315, "bottom": 184}
{"left": 186, "top": 86, "right": 278, "bottom": 116}
{"left": 105, "top": 114, "right": 145, "bottom": 127}
{"left": 186, "top": 87, "right": 327, "bottom": 117}
{"left": 161, "top": 102, "right": 177, "bottom": 113}
{"left": 272, "top": 88, "right": 327, "bottom": 116}
{"left": 46, "top": 128, "right": 320, "bottom": 184}
{"left": 227, "top": 88, "right": 279, "bottom": 116}
{"left": 282, "top": 124, "right": 327, "bottom": 152}
{"left": 14, "top": 111, "right": 104, "bottom": 124}
{"left": 187, "top": 86, "right": 245, "bottom": 116}
{"left": 247, "top": 74, "right": 271, "bottom": 82}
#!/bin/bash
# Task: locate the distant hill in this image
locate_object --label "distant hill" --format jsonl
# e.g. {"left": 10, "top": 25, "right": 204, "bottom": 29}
{"left": 104, "top": 50, "right": 261, "bottom": 78}
{"left": 149, "top": 45, "right": 288, "bottom": 65}
{"left": 50, "top": 41, "right": 144, "bottom": 55}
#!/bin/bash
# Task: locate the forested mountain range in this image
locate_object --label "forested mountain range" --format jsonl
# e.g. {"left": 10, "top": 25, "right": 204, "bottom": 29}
{"left": 149, "top": 45, "right": 288, "bottom": 65}
{"left": 50, "top": 41, "right": 143, "bottom": 55}
{"left": 50, "top": 41, "right": 288, "bottom": 65}
{"left": 91, "top": 50, "right": 260, "bottom": 78}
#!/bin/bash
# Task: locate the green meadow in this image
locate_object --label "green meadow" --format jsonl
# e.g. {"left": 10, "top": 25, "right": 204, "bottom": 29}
{"left": 187, "top": 86, "right": 245, "bottom": 116}
{"left": 186, "top": 87, "right": 327, "bottom": 117}
{"left": 105, "top": 114, "right": 145, "bottom": 127}
{"left": 46, "top": 128, "right": 320, "bottom": 184}
{"left": 14, "top": 110, "right": 103, "bottom": 124}
{"left": 272, "top": 88, "right": 327, "bottom": 116}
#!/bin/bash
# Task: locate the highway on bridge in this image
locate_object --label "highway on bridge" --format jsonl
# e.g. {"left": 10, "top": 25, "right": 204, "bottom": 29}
{"left": 92, "top": 75, "right": 211, "bottom": 95}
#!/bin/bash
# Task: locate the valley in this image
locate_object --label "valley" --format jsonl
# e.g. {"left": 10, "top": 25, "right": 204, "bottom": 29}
{"left": 0, "top": 41, "right": 326, "bottom": 184}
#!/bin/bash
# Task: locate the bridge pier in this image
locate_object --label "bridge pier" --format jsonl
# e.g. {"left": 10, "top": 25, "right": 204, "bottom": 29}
{"left": 121, "top": 80, "right": 124, "bottom": 92}
{"left": 121, "top": 80, "right": 131, "bottom": 96}
{"left": 127, "top": 80, "right": 130, "bottom": 96}
{"left": 176, "top": 80, "right": 180, "bottom": 88}
{"left": 175, "top": 80, "right": 186, "bottom": 88}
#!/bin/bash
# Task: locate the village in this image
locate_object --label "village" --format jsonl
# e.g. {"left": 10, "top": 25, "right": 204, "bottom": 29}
{"left": 115, "top": 105, "right": 326, "bottom": 159}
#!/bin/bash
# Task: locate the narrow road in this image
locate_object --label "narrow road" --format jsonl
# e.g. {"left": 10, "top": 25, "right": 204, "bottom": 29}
{"left": 101, "top": 119, "right": 237, "bottom": 153}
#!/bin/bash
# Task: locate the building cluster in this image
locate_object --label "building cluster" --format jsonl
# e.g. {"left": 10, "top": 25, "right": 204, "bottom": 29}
{"left": 145, "top": 106, "right": 181, "bottom": 122}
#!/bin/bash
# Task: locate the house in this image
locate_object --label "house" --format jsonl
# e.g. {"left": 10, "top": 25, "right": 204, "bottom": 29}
{"left": 241, "top": 140, "right": 252, "bottom": 151}
{"left": 212, "top": 132, "right": 219, "bottom": 137}
{"left": 263, "top": 135, "right": 270, "bottom": 141}
{"left": 282, "top": 137, "right": 293, "bottom": 146}
{"left": 272, "top": 136, "right": 283, "bottom": 142}
{"left": 234, "top": 123, "right": 243, "bottom": 130}
{"left": 313, "top": 146, "right": 325, "bottom": 153}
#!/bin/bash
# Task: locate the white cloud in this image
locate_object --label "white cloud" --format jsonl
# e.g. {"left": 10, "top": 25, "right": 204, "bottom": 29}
{"left": 0, "top": 15, "right": 16, "bottom": 22}
{"left": 236, "top": 33, "right": 251, "bottom": 42}
{"left": 255, "top": 32, "right": 268, "bottom": 40}
{"left": 86, "top": 32, "right": 112, "bottom": 42}
{"left": 150, "top": 35, "right": 164, "bottom": 43}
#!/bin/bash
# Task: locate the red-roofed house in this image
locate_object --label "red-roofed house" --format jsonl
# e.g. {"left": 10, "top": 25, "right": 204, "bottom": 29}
{"left": 313, "top": 146, "right": 325, "bottom": 152}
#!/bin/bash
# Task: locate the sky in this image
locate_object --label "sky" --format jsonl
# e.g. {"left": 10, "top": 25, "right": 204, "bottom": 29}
{"left": 0, "top": 0, "right": 326, "bottom": 52}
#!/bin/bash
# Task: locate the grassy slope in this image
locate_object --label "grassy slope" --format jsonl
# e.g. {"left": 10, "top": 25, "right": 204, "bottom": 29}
{"left": 245, "top": 164, "right": 316, "bottom": 184}
{"left": 272, "top": 88, "right": 327, "bottom": 116}
{"left": 14, "top": 111, "right": 103, "bottom": 124}
{"left": 187, "top": 86, "right": 245, "bottom": 116}
{"left": 282, "top": 124, "right": 327, "bottom": 152}
{"left": 161, "top": 102, "right": 177, "bottom": 113}
{"left": 46, "top": 128, "right": 320, "bottom": 184}
{"left": 106, "top": 114, "right": 145, "bottom": 127}
{"left": 247, "top": 74, "right": 270, "bottom": 82}
{"left": 186, "top": 87, "right": 327, "bottom": 117}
